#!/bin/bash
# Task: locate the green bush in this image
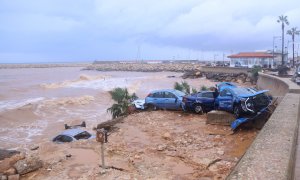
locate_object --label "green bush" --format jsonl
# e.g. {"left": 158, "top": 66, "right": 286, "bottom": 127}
{"left": 107, "top": 88, "right": 138, "bottom": 119}
{"left": 200, "top": 85, "right": 208, "bottom": 91}
{"left": 174, "top": 81, "right": 191, "bottom": 94}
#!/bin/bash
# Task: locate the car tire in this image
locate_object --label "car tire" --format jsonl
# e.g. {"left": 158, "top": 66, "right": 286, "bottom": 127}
{"left": 194, "top": 104, "right": 203, "bottom": 114}
{"left": 147, "top": 104, "right": 157, "bottom": 111}
{"left": 233, "top": 105, "right": 241, "bottom": 118}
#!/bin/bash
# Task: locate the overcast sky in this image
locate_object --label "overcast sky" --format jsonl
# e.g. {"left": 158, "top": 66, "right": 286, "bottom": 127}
{"left": 0, "top": 0, "right": 300, "bottom": 63}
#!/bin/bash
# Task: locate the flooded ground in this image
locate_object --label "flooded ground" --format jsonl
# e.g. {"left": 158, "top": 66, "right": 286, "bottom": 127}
{"left": 0, "top": 67, "right": 258, "bottom": 179}
{"left": 23, "top": 111, "right": 257, "bottom": 180}
{"left": 0, "top": 67, "right": 216, "bottom": 149}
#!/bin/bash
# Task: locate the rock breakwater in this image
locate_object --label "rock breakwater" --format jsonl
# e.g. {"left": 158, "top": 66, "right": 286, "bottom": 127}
{"left": 84, "top": 63, "right": 201, "bottom": 72}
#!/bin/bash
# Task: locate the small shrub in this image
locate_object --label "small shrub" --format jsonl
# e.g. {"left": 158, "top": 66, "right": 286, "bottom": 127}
{"left": 192, "top": 88, "right": 198, "bottom": 94}
{"left": 200, "top": 85, "right": 208, "bottom": 91}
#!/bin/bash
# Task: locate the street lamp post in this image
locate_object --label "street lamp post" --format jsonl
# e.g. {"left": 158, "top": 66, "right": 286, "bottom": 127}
{"left": 273, "top": 36, "right": 281, "bottom": 68}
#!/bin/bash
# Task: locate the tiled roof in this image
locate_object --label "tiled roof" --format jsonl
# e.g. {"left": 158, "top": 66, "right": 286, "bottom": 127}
{"left": 228, "top": 52, "right": 273, "bottom": 58}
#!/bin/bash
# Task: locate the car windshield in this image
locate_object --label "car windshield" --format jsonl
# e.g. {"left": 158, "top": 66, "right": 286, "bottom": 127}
{"left": 173, "top": 90, "right": 186, "bottom": 97}
{"left": 232, "top": 88, "right": 257, "bottom": 96}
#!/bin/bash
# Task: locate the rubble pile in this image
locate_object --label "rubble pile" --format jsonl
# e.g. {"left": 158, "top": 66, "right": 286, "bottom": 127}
{"left": 0, "top": 149, "right": 43, "bottom": 180}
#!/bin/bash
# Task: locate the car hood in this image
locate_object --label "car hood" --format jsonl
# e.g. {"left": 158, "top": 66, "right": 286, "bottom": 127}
{"left": 238, "top": 90, "right": 269, "bottom": 98}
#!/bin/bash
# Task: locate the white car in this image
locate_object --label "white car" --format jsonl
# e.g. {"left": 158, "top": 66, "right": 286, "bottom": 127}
{"left": 132, "top": 99, "right": 145, "bottom": 110}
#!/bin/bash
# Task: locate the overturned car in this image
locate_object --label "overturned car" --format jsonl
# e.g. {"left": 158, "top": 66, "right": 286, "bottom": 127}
{"left": 215, "top": 83, "right": 271, "bottom": 118}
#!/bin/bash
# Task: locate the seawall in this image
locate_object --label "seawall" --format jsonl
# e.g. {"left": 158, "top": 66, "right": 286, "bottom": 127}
{"left": 227, "top": 72, "right": 300, "bottom": 179}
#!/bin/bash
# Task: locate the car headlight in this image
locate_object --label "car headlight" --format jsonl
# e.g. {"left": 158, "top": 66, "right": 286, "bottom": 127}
{"left": 240, "top": 98, "right": 247, "bottom": 111}
{"left": 241, "top": 98, "right": 254, "bottom": 112}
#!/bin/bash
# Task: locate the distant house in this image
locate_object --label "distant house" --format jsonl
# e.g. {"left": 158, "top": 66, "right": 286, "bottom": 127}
{"left": 228, "top": 51, "right": 287, "bottom": 68}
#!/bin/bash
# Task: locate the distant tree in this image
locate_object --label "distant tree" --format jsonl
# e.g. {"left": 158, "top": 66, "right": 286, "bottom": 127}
{"left": 107, "top": 88, "right": 137, "bottom": 119}
{"left": 277, "top": 15, "right": 289, "bottom": 65}
{"left": 287, "top": 27, "right": 300, "bottom": 67}
{"left": 250, "top": 65, "right": 262, "bottom": 83}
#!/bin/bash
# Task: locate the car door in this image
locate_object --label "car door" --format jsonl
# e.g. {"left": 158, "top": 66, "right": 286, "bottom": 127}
{"left": 217, "top": 89, "right": 234, "bottom": 111}
{"left": 199, "top": 92, "right": 215, "bottom": 110}
{"left": 163, "top": 91, "right": 177, "bottom": 109}
{"left": 152, "top": 92, "right": 164, "bottom": 108}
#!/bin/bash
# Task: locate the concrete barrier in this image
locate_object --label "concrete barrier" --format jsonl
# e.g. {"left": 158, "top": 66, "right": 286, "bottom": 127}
{"left": 256, "top": 73, "right": 289, "bottom": 102}
{"left": 227, "top": 73, "right": 300, "bottom": 180}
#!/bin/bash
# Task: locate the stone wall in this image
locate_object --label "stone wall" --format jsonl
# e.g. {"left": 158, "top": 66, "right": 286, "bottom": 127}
{"left": 227, "top": 74, "right": 300, "bottom": 180}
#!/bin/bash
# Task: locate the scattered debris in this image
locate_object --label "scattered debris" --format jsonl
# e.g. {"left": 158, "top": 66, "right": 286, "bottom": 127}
{"left": 30, "top": 145, "right": 39, "bottom": 151}
{"left": 206, "top": 158, "right": 222, "bottom": 169}
{"left": 64, "top": 121, "right": 86, "bottom": 129}
{"left": 156, "top": 144, "right": 167, "bottom": 151}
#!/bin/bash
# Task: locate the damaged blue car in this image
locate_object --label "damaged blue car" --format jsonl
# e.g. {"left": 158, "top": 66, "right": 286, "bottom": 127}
{"left": 215, "top": 84, "right": 271, "bottom": 118}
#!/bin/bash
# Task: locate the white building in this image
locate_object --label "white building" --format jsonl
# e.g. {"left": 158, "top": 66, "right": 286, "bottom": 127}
{"left": 228, "top": 51, "right": 287, "bottom": 68}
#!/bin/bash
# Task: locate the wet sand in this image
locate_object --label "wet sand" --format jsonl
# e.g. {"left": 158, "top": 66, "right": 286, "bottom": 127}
{"left": 24, "top": 111, "right": 257, "bottom": 180}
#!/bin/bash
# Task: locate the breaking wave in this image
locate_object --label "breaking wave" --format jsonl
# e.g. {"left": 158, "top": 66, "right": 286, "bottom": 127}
{"left": 40, "top": 74, "right": 110, "bottom": 89}
{"left": 0, "top": 97, "right": 44, "bottom": 112}
{"left": 0, "top": 119, "right": 48, "bottom": 143}
{"left": 40, "top": 73, "right": 145, "bottom": 92}
{"left": 40, "top": 95, "right": 95, "bottom": 107}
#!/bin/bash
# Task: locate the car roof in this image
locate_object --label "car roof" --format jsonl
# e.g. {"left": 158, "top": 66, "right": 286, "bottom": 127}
{"left": 151, "top": 89, "right": 177, "bottom": 93}
{"left": 224, "top": 87, "right": 269, "bottom": 97}
{"left": 199, "top": 91, "right": 214, "bottom": 93}
{"left": 60, "top": 129, "right": 86, "bottom": 137}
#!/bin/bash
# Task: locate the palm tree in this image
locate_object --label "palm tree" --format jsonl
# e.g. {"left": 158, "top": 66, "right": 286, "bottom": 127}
{"left": 287, "top": 27, "right": 300, "bottom": 67}
{"left": 277, "top": 15, "right": 289, "bottom": 65}
{"left": 107, "top": 87, "right": 137, "bottom": 119}
{"left": 174, "top": 81, "right": 191, "bottom": 94}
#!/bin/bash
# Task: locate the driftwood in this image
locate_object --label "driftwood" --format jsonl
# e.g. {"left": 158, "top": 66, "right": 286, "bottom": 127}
{"left": 95, "top": 116, "right": 125, "bottom": 131}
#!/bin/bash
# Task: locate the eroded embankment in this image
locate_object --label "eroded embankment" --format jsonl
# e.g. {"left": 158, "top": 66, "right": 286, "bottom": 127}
{"left": 23, "top": 111, "right": 257, "bottom": 180}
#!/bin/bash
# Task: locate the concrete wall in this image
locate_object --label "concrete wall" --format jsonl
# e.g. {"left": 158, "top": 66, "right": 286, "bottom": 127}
{"left": 200, "top": 66, "right": 250, "bottom": 74}
{"left": 256, "top": 73, "right": 289, "bottom": 102}
{"left": 227, "top": 73, "right": 300, "bottom": 180}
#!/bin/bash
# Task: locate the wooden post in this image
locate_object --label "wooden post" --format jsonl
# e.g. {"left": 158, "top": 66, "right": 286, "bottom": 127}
{"left": 96, "top": 129, "right": 106, "bottom": 169}
{"left": 101, "top": 142, "right": 105, "bottom": 169}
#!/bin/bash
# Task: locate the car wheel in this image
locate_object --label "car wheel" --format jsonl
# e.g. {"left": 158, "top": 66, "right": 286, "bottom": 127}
{"left": 233, "top": 105, "right": 241, "bottom": 118}
{"left": 194, "top": 104, "right": 203, "bottom": 114}
{"left": 147, "top": 104, "right": 157, "bottom": 111}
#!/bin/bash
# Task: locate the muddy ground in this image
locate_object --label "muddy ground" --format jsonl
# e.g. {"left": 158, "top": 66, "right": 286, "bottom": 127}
{"left": 22, "top": 111, "right": 258, "bottom": 180}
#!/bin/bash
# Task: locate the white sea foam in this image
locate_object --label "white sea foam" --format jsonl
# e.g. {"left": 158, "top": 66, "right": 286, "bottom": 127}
{"left": 0, "top": 119, "right": 48, "bottom": 143}
{"left": 0, "top": 97, "right": 45, "bottom": 112}
{"left": 67, "top": 77, "right": 145, "bottom": 92}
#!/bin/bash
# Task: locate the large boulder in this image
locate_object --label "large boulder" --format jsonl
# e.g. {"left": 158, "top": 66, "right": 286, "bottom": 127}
{"left": 0, "top": 150, "right": 20, "bottom": 161}
{"left": 0, "top": 154, "right": 25, "bottom": 173}
{"left": 206, "top": 110, "right": 236, "bottom": 125}
{"left": 13, "top": 157, "right": 43, "bottom": 175}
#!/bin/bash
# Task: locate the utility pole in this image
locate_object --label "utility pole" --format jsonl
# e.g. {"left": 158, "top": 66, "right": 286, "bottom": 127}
{"left": 273, "top": 36, "right": 281, "bottom": 68}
